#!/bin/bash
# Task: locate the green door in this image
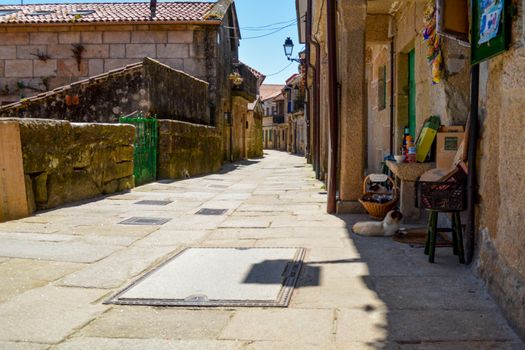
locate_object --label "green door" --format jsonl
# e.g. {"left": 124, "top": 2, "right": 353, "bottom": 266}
{"left": 120, "top": 112, "right": 158, "bottom": 186}
{"left": 408, "top": 49, "right": 416, "bottom": 138}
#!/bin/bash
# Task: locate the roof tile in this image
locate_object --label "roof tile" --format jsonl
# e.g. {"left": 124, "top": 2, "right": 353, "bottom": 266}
{"left": 0, "top": 2, "right": 217, "bottom": 25}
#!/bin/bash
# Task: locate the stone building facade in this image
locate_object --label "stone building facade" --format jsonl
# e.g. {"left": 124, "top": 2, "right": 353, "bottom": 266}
{"left": 0, "top": 0, "right": 262, "bottom": 162}
{"left": 283, "top": 73, "right": 306, "bottom": 155}
{"left": 296, "top": 0, "right": 525, "bottom": 340}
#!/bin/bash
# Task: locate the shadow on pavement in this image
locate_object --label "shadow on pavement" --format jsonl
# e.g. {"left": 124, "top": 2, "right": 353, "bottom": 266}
{"left": 331, "top": 213, "right": 522, "bottom": 349}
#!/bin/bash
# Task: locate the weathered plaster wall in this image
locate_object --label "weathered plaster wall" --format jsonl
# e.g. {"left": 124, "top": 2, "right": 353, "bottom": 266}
{"left": 0, "top": 23, "right": 213, "bottom": 105}
{"left": 366, "top": 44, "right": 391, "bottom": 173}
{"left": 157, "top": 119, "right": 222, "bottom": 179}
{"left": 16, "top": 118, "right": 134, "bottom": 211}
{"left": 475, "top": 2, "right": 525, "bottom": 337}
{"left": 0, "top": 58, "right": 210, "bottom": 125}
{"left": 0, "top": 121, "right": 29, "bottom": 222}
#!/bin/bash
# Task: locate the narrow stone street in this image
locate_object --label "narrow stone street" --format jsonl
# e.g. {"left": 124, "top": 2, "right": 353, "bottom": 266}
{"left": 0, "top": 150, "right": 522, "bottom": 350}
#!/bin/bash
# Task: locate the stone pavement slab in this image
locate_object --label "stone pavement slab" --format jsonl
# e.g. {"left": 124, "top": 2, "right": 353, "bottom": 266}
{"left": 53, "top": 338, "right": 245, "bottom": 350}
{"left": 79, "top": 308, "right": 233, "bottom": 340}
{"left": 0, "top": 238, "right": 121, "bottom": 263}
{"left": 219, "top": 308, "right": 334, "bottom": 343}
{"left": 0, "top": 259, "right": 83, "bottom": 302}
{"left": 0, "top": 342, "right": 50, "bottom": 350}
{"left": 0, "top": 286, "right": 108, "bottom": 344}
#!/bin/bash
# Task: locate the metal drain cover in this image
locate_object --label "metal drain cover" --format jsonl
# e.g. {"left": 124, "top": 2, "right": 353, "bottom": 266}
{"left": 119, "top": 217, "right": 171, "bottom": 225}
{"left": 134, "top": 200, "right": 173, "bottom": 206}
{"left": 196, "top": 208, "right": 228, "bottom": 216}
{"left": 106, "top": 247, "right": 305, "bottom": 307}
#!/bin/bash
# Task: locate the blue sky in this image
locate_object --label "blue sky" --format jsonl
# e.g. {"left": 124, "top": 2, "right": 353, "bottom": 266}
{"left": 0, "top": 0, "right": 301, "bottom": 84}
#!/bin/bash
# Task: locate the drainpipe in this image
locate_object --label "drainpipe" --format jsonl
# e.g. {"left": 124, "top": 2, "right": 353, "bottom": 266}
{"left": 326, "top": 0, "right": 339, "bottom": 213}
{"left": 465, "top": 64, "right": 480, "bottom": 264}
{"left": 314, "top": 42, "right": 321, "bottom": 179}
{"left": 389, "top": 38, "right": 395, "bottom": 156}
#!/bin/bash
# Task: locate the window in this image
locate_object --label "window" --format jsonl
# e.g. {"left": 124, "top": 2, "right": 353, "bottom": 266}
{"left": 269, "top": 130, "right": 272, "bottom": 141}
{"left": 378, "top": 65, "right": 387, "bottom": 111}
{"left": 246, "top": 120, "right": 249, "bottom": 129}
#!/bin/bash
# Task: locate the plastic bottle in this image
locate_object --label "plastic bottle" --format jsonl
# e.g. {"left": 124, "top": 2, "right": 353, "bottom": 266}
{"left": 402, "top": 126, "right": 410, "bottom": 155}
{"left": 407, "top": 138, "right": 417, "bottom": 163}
{"left": 404, "top": 135, "right": 412, "bottom": 157}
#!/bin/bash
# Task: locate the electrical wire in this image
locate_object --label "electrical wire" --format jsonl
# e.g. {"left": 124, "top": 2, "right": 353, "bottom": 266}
{"left": 264, "top": 62, "right": 295, "bottom": 77}
{"left": 223, "top": 17, "right": 296, "bottom": 31}
{"left": 228, "top": 21, "right": 297, "bottom": 40}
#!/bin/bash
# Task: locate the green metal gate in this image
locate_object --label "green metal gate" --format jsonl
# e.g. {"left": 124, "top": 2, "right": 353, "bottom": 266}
{"left": 119, "top": 112, "right": 158, "bottom": 186}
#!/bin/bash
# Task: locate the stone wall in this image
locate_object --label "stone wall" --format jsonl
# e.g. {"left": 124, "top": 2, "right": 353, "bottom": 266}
{"left": 0, "top": 24, "right": 212, "bottom": 106}
{"left": 0, "top": 63, "right": 146, "bottom": 123}
{"left": 0, "top": 58, "right": 210, "bottom": 125}
{"left": 144, "top": 58, "right": 210, "bottom": 125}
{"left": 16, "top": 118, "right": 135, "bottom": 211}
{"left": 157, "top": 119, "right": 222, "bottom": 179}
{"left": 475, "top": 1, "right": 525, "bottom": 338}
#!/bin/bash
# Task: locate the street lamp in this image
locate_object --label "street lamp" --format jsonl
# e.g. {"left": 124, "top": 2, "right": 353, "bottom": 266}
{"left": 283, "top": 37, "right": 301, "bottom": 63}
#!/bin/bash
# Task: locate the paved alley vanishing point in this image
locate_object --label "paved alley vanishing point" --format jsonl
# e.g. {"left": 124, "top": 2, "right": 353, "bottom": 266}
{"left": 0, "top": 150, "right": 522, "bottom": 350}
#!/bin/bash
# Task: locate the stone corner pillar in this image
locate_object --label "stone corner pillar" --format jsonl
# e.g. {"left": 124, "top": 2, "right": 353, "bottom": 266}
{"left": 337, "top": 0, "right": 367, "bottom": 213}
{"left": 0, "top": 120, "right": 29, "bottom": 222}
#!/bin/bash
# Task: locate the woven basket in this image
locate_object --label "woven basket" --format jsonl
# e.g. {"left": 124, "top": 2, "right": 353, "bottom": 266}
{"left": 358, "top": 174, "right": 399, "bottom": 220}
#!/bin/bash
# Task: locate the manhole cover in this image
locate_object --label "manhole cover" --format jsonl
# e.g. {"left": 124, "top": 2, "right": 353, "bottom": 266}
{"left": 134, "top": 200, "right": 173, "bottom": 206}
{"left": 106, "top": 247, "right": 305, "bottom": 307}
{"left": 196, "top": 208, "right": 228, "bottom": 216}
{"left": 119, "top": 217, "right": 171, "bottom": 225}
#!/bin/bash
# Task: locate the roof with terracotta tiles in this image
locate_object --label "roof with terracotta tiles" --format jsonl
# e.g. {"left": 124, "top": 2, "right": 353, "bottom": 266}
{"left": 0, "top": 2, "right": 224, "bottom": 25}
{"left": 260, "top": 84, "right": 284, "bottom": 101}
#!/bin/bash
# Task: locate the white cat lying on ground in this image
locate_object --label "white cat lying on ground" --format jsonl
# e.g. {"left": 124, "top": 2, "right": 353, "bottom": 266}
{"left": 352, "top": 210, "right": 403, "bottom": 236}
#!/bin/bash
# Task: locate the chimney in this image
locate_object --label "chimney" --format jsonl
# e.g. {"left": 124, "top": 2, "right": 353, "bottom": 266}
{"left": 150, "top": 0, "right": 157, "bottom": 18}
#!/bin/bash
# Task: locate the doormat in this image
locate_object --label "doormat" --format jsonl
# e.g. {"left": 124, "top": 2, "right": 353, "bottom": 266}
{"left": 105, "top": 247, "right": 305, "bottom": 307}
{"left": 119, "top": 217, "right": 171, "bottom": 226}
{"left": 195, "top": 208, "right": 228, "bottom": 216}
{"left": 393, "top": 228, "right": 452, "bottom": 247}
{"left": 134, "top": 200, "right": 173, "bottom": 206}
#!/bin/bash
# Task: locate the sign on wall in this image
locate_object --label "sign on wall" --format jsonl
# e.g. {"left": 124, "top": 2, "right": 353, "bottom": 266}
{"left": 471, "top": 0, "right": 511, "bottom": 65}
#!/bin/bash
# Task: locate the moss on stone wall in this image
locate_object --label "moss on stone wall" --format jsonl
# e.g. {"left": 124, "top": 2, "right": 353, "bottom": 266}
{"left": 157, "top": 119, "right": 222, "bottom": 179}
{"left": 17, "top": 119, "right": 135, "bottom": 211}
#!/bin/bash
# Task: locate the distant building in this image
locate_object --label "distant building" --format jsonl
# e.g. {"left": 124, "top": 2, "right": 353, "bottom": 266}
{"left": 260, "top": 84, "right": 286, "bottom": 150}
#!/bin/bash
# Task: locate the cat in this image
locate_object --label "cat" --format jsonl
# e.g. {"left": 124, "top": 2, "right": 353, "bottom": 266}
{"left": 352, "top": 210, "right": 403, "bottom": 237}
